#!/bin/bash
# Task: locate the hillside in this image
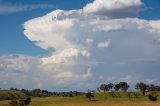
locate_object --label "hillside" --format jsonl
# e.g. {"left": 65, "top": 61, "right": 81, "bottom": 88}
{"left": 0, "top": 90, "right": 27, "bottom": 100}
{"left": 1, "top": 92, "right": 160, "bottom": 106}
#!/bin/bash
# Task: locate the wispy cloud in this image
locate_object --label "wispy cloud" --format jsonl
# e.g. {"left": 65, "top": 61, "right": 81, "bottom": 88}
{"left": 0, "top": 4, "right": 55, "bottom": 14}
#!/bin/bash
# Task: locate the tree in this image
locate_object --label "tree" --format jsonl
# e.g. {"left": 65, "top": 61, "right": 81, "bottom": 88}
{"left": 85, "top": 92, "right": 94, "bottom": 101}
{"left": 107, "top": 83, "right": 114, "bottom": 91}
{"left": 99, "top": 83, "right": 114, "bottom": 92}
{"left": 146, "top": 84, "right": 160, "bottom": 91}
{"left": 114, "top": 83, "right": 121, "bottom": 91}
{"left": 100, "top": 84, "right": 106, "bottom": 92}
{"left": 119, "top": 82, "right": 129, "bottom": 92}
{"left": 114, "top": 82, "right": 129, "bottom": 92}
{"left": 155, "top": 86, "right": 160, "bottom": 91}
{"left": 135, "top": 82, "right": 147, "bottom": 96}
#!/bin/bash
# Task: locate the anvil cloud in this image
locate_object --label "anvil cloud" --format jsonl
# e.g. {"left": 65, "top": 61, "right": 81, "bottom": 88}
{"left": 1, "top": 0, "right": 160, "bottom": 90}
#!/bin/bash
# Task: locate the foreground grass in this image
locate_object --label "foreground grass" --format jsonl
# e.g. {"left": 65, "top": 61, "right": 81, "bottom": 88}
{"left": 1, "top": 92, "right": 160, "bottom": 106}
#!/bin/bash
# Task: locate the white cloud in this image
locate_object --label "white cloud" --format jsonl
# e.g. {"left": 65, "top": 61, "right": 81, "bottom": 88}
{"left": 42, "top": 48, "right": 90, "bottom": 65}
{"left": 22, "top": 0, "right": 160, "bottom": 90}
{"left": 1, "top": 0, "right": 160, "bottom": 90}
{"left": 118, "top": 75, "right": 133, "bottom": 83}
{"left": 83, "top": 0, "right": 142, "bottom": 18}
{"left": 145, "top": 79, "right": 155, "bottom": 84}
{"left": 97, "top": 40, "right": 110, "bottom": 48}
{"left": 86, "top": 38, "right": 94, "bottom": 44}
{"left": 0, "top": 4, "right": 55, "bottom": 14}
{"left": 42, "top": 48, "right": 79, "bottom": 64}
{"left": 24, "top": 13, "right": 75, "bottom": 52}
{"left": 83, "top": 68, "right": 92, "bottom": 80}
{"left": 105, "top": 75, "right": 137, "bottom": 84}
{"left": 0, "top": 55, "right": 92, "bottom": 89}
{"left": 148, "top": 20, "right": 160, "bottom": 34}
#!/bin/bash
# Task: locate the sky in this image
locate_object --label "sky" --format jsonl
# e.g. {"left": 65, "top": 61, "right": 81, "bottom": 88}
{"left": 0, "top": 0, "right": 160, "bottom": 91}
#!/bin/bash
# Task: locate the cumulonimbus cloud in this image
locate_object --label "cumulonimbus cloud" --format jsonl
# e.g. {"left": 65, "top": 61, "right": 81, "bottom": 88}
{"left": 1, "top": 0, "right": 160, "bottom": 90}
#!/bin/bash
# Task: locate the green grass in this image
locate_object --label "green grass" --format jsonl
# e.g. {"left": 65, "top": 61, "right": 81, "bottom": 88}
{"left": 1, "top": 92, "right": 160, "bottom": 106}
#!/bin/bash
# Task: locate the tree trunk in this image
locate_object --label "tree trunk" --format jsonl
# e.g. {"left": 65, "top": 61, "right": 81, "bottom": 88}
{"left": 142, "top": 91, "right": 145, "bottom": 96}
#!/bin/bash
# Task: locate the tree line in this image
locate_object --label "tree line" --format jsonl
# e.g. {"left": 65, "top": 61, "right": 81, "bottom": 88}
{"left": 85, "top": 82, "right": 160, "bottom": 101}
{"left": 1, "top": 81, "right": 160, "bottom": 104}
{"left": 0, "top": 88, "right": 85, "bottom": 101}
{"left": 97, "top": 82, "right": 160, "bottom": 94}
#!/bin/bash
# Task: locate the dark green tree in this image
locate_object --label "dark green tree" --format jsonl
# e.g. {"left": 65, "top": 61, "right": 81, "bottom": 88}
{"left": 107, "top": 83, "right": 114, "bottom": 91}
{"left": 135, "top": 82, "right": 147, "bottom": 96}
{"left": 114, "top": 83, "right": 121, "bottom": 91}
{"left": 100, "top": 84, "right": 106, "bottom": 92}
{"left": 119, "top": 82, "right": 129, "bottom": 92}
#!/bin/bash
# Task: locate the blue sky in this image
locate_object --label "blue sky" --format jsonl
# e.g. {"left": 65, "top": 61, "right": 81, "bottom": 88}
{"left": 0, "top": 0, "right": 160, "bottom": 91}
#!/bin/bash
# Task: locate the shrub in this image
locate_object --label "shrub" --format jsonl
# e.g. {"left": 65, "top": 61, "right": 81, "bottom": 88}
{"left": 126, "top": 92, "right": 133, "bottom": 98}
{"left": 9, "top": 97, "right": 31, "bottom": 106}
{"left": 19, "top": 99, "right": 25, "bottom": 106}
{"left": 9, "top": 99, "right": 19, "bottom": 106}
{"left": 133, "top": 92, "right": 141, "bottom": 98}
{"left": 85, "top": 92, "right": 94, "bottom": 101}
{"left": 148, "top": 92, "right": 158, "bottom": 101}
{"left": 109, "top": 91, "right": 121, "bottom": 98}
{"left": 24, "top": 97, "right": 31, "bottom": 105}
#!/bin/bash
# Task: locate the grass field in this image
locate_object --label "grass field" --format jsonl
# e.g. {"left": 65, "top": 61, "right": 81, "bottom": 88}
{"left": 1, "top": 92, "right": 160, "bottom": 106}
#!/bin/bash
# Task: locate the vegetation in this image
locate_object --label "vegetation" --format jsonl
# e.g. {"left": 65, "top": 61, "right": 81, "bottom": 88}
{"left": 0, "top": 88, "right": 84, "bottom": 101}
{"left": 0, "top": 90, "right": 26, "bottom": 100}
{"left": 98, "top": 82, "right": 129, "bottom": 92}
{"left": 99, "top": 83, "right": 113, "bottom": 92}
{"left": 135, "top": 82, "right": 147, "bottom": 96}
{"left": 9, "top": 99, "right": 19, "bottom": 106}
{"left": 0, "top": 82, "right": 160, "bottom": 106}
{"left": 85, "top": 92, "right": 94, "bottom": 101}
{"left": 148, "top": 92, "right": 158, "bottom": 101}
{"left": 0, "top": 92, "right": 160, "bottom": 106}
{"left": 9, "top": 97, "right": 31, "bottom": 106}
